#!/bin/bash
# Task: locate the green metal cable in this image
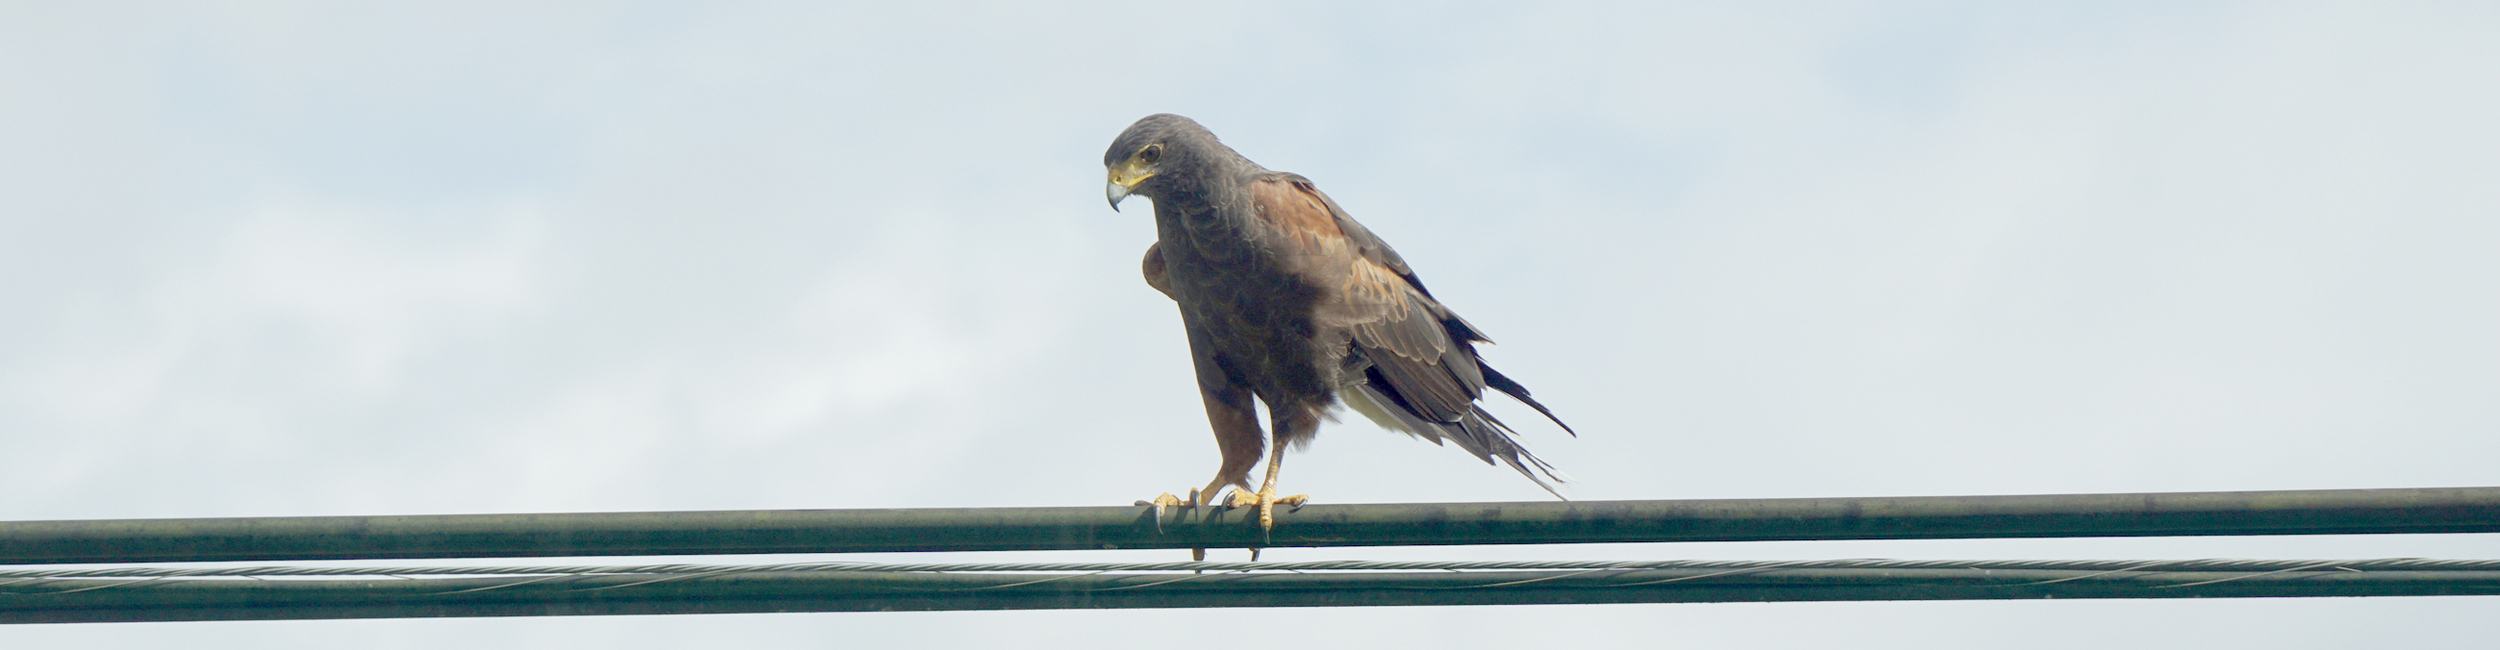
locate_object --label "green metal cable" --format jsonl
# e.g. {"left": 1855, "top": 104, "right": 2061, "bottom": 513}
{"left": 3, "top": 486, "right": 2496, "bottom": 565}
{"left": 6, "top": 558, "right": 2500, "bottom": 623}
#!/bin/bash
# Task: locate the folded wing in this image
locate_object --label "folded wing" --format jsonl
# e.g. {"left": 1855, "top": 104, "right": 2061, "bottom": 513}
{"left": 1247, "top": 173, "right": 1573, "bottom": 494}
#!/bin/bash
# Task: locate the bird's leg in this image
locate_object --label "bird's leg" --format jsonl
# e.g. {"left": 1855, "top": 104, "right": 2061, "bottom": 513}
{"left": 1198, "top": 476, "right": 1244, "bottom": 508}
{"left": 1227, "top": 442, "right": 1309, "bottom": 546}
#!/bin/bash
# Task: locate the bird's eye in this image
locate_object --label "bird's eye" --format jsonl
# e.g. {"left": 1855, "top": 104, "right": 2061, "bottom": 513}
{"left": 1137, "top": 144, "right": 1162, "bottom": 164}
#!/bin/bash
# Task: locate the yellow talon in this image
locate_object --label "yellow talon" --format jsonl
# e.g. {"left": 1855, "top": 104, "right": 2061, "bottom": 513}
{"left": 1227, "top": 485, "right": 1308, "bottom": 536}
{"left": 1136, "top": 488, "right": 1222, "bottom": 561}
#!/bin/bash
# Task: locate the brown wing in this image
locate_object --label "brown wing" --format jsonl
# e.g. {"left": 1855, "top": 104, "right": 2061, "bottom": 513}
{"left": 1250, "top": 174, "right": 1484, "bottom": 418}
{"left": 1141, "top": 241, "right": 1175, "bottom": 300}
{"left": 1247, "top": 172, "right": 1573, "bottom": 491}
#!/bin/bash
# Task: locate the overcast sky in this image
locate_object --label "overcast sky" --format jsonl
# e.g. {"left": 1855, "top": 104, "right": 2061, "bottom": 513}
{"left": 4, "top": 1, "right": 2498, "bottom": 647}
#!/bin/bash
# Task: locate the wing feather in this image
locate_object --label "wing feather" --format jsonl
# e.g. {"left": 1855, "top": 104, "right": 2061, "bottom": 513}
{"left": 1247, "top": 172, "right": 1574, "bottom": 484}
{"left": 1141, "top": 241, "right": 1175, "bottom": 300}
{"left": 1253, "top": 174, "right": 1486, "bottom": 422}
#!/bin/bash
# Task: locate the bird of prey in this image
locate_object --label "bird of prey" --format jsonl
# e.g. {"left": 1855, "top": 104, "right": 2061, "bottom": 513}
{"left": 1104, "top": 114, "right": 1574, "bottom": 534}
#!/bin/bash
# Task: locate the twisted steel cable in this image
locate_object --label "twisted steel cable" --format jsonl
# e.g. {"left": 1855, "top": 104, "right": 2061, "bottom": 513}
{"left": 4, "top": 557, "right": 2496, "bottom": 590}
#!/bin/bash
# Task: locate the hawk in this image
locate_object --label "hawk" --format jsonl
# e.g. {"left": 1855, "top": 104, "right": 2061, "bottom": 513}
{"left": 1104, "top": 114, "right": 1574, "bottom": 534}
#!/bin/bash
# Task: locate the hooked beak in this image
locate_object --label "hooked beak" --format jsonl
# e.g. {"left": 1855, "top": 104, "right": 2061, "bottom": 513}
{"left": 1105, "top": 163, "right": 1154, "bottom": 212}
{"left": 1106, "top": 179, "right": 1132, "bottom": 211}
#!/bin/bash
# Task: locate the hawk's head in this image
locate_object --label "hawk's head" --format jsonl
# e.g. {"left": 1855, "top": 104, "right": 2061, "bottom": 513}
{"left": 1103, "top": 113, "right": 1221, "bottom": 211}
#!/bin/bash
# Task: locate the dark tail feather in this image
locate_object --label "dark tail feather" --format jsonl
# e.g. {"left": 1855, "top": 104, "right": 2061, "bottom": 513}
{"left": 1482, "top": 364, "right": 1574, "bottom": 436}
{"left": 1457, "top": 407, "right": 1566, "bottom": 499}
{"left": 1349, "top": 381, "right": 1566, "bottom": 499}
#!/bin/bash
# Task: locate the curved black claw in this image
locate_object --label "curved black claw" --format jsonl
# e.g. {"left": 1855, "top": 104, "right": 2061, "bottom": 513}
{"left": 1135, "top": 490, "right": 1191, "bottom": 535}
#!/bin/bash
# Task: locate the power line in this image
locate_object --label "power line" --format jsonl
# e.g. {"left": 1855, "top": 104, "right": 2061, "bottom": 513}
{"left": 3, "top": 486, "right": 2496, "bottom": 565}
{"left": 9, "top": 557, "right": 2500, "bottom": 581}
{"left": 5, "top": 486, "right": 2495, "bottom": 622}
{"left": 6, "top": 557, "right": 2498, "bottom": 623}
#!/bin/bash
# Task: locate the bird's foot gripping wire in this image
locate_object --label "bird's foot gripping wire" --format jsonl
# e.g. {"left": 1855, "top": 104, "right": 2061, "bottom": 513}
{"left": 1135, "top": 488, "right": 1208, "bottom": 532}
{"left": 1135, "top": 488, "right": 1216, "bottom": 561}
{"left": 1226, "top": 484, "right": 1307, "bottom": 561}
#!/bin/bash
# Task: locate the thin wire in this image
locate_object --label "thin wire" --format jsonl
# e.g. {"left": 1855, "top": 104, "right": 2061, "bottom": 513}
{"left": 2151, "top": 560, "right": 2358, "bottom": 589}
{"left": 1606, "top": 558, "right": 1835, "bottom": 587}
{"left": 5, "top": 558, "right": 2497, "bottom": 581}
{"left": 3, "top": 557, "right": 2494, "bottom": 600}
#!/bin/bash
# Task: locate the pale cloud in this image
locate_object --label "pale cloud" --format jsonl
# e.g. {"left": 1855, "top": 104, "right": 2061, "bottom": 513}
{"left": 197, "top": 203, "right": 547, "bottom": 390}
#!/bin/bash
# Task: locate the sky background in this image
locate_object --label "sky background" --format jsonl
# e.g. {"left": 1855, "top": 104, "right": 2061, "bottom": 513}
{"left": 4, "top": 1, "right": 2498, "bottom": 647}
